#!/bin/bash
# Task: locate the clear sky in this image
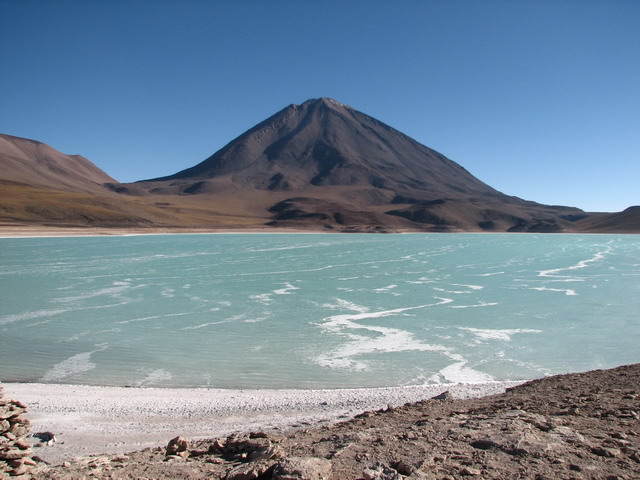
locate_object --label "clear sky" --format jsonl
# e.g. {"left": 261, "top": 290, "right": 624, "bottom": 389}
{"left": 1, "top": 0, "right": 638, "bottom": 212}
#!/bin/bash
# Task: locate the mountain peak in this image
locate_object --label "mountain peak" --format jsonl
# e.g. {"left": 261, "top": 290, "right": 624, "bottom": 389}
{"left": 300, "top": 97, "right": 352, "bottom": 110}
{"left": 142, "top": 98, "right": 498, "bottom": 200}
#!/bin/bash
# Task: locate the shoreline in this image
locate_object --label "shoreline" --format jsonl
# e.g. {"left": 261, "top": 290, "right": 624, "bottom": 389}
{"left": 0, "top": 225, "right": 325, "bottom": 238}
{"left": 2, "top": 380, "right": 523, "bottom": 464}
{"left": 1, "top": 225, "right": 632, "bottom": 239}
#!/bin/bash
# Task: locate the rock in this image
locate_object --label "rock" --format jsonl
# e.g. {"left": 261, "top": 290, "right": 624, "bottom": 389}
{"left": 432, "top": 391, "right": 452, "bottom": 401}
{"left": 177, "top": 450, "right": 190, "bottom": 459}
{"left": 208, "top": 439, "right": 226, "bottom": 453}
{"left": 32, "top": 431, "right": 57, "bottom": 446}
{"left": 9, "top": 464, "right": 29, "bottom": 476}
{"left": 225, "top": 460, "right": 276, "bottom": 480}
{"left": 461, "top": 466, "right": 482, "bottom": 476}
{"left": 272, "top": 456, "right": 332, "bottom": 480}
{"left": 550, "top": 426, "right": 585, "bottom": 445}
{"left": 248, "top": 444, "right": 283, "bottom": 462}
{"left": 223, "top": 435, "right": 275, "bottom": 459}
{"left": 14, "top": 440, "right": 30, "bottom": 450}
{"left": 470, "top": 438, "right": 500, "bottom": 450}
{"left": 591, "top": 446, "right": 621, "bottom": 458}
{"left": 362, "top": 464, "right": 402, "bottom": 480}
{"left": 393, "top": 460, "right": 416, "bottom": 476}
{"left": 9, "top": 425, "right": 29, "bottom": 438}
{"left": 8, "top": 458, "right": 24, "bottom": 468}
{"left": 0, "top": 406, "right": 20, "bottom": 420}
{"left": 0, "top": 448, "right": 33, "bottom": 460}
{"left": 11, "top": 401, "right": 27, "bottom": 410}
{"left": 165, "top": 436, "right": 189, "bottom": 456}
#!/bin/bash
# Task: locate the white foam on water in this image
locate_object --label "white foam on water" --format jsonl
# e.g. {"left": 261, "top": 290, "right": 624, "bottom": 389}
{"left": 433, "top": 283, "right": 484, "bottom": 294}
{"left": 182, "top": 320, "right": 229, "bottom": 330}
{"left": 244, "top": 316, "right": 268, "bottom": 323}
{"left": 160, "top": 287, "right": 175, "bottom": 298}
{"left": 184, "top": 312, "right": 249, "bottom": 330}
{"left": 315, "top": 329, "right": 449, "bottom": 370}
{"left": 314, "top": 298, "right": 454, "bottom": 370}
{"left": 40, "top": 346, "right": 106, "bottom": 382}
{"left": 374, "top": 284, "right": 399, "bottom": 294}
{"left": 530, "top": 286, "right": 578, "bottom": 296}
{"left": 474, "top": 272, "right": 505, "bottom": 277}
{"left": 450, "top": 301, "right": 498, "bottom": 309}
{"left": 459, "top": 327, "right": 542, "bottom": 342}
{"left": 250, "top": 293, "right": 273, "bottom": 305}
{"left": 247, "top": 242, "right": 333, "bottom": 252}
{"left": 135, "top": 369, "right": 173, "bottom": 386}
{"left": 273, "top": 283, "right": 299, "bottom": 295}
{"left": 538, "top": 246, "right": 611, "bottom": 280}
{"left": 431, "top": 361, "right": 495, "bottom": 384}
{"left": 58, "top": 331, "right": 91, "bottom": 342}
{"left": 0, "top": 308, "right": 68, "bottom": 325}
{"left": 116, "top": 312, "right": 190, "bottom": 325}
{"left": 53, "top": 282, "right": 134, "bottom": 303}
{"left": 452, "top": 283, "right": 484, "bottom": 290}
{"left": 433, "top": 287, "right": 470, "bottom": 294}
{"left": 320, "top": 298, "right": 452, "bottom": 326}
{"left": 322, "top": 298, "right": 371, "bottom": 313}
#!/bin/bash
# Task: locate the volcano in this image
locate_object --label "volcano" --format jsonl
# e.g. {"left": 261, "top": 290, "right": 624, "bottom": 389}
{"left": 130, "top": 98, "right": 587, "bottom": 232}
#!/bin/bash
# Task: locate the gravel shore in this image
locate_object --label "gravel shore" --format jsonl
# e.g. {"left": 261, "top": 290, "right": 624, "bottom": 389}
{"left": 2, "top": 381, "right": 522, "bottom": 464}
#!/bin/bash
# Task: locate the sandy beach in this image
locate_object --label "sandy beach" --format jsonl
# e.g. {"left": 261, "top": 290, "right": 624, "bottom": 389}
{"left": 2, "top": 381, "right": 521, "bottom": 464}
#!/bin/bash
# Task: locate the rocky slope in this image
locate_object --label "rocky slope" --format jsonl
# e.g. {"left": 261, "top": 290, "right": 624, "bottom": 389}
{"left": 28, "top": 364, "right": 640, "bottom": 479}
{"left": 0, "top": 387, "right": 37, "bottom": 478}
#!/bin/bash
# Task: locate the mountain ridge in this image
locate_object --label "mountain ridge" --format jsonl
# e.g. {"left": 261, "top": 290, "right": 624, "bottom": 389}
{"left": 1, "top": 99, "right": 638, "bottom": 233}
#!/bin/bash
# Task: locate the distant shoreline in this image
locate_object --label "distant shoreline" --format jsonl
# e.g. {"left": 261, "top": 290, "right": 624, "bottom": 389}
{"left": 0, "top": 225, "right": 329, "bottom": 238}
{"left": 1, "top": 224, "right": 636, "bottom": 238}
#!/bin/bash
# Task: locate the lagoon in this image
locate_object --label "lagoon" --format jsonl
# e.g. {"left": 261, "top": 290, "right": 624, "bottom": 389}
{"left": 1, "top": 233, "right": 638, "bottom": 389}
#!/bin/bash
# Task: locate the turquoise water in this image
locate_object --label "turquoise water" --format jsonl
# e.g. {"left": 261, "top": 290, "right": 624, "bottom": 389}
{"left": 1, "top": 233, "right": 638, "bottom": 389}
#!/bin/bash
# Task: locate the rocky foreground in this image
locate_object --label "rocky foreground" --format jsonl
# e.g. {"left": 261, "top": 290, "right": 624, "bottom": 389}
{"left": 4, "top": 364, "right": 640, "bottom": 480}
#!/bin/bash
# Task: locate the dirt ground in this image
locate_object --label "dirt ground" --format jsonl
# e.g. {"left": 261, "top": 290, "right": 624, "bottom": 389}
{"left": 16, "top": 363, "right": 638, "bottom": 480}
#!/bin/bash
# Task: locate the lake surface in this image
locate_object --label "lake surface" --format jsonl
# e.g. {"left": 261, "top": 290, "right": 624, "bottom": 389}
{"left": 1, "top": 233, "right": 638, "bottom": 389}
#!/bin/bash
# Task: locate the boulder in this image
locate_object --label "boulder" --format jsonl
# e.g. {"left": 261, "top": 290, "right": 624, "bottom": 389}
{"left": 165, "top": 436, "right": 189, "bottom": 457}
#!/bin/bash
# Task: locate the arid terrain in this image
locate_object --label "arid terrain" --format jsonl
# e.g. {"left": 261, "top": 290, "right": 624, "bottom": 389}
{"left": 2, "top": 99, "right": 638, "bottom": 234}
{"left": 4, "top": 364, "right": 639, "bottom": 479}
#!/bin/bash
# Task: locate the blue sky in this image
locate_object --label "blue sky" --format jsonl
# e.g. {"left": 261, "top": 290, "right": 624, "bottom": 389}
{"left": 1, "top": 0, "right": 638, "bottom": 212}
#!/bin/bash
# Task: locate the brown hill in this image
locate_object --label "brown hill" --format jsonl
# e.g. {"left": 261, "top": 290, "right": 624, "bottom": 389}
{"left": 0, "top": 134, "right": 194, "bottom": 228}
{"left": 572, "top": 206, "right": 640, "bottom": 233}
{"left": 0, "top": 134, "right": 116, "bottom": 194}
